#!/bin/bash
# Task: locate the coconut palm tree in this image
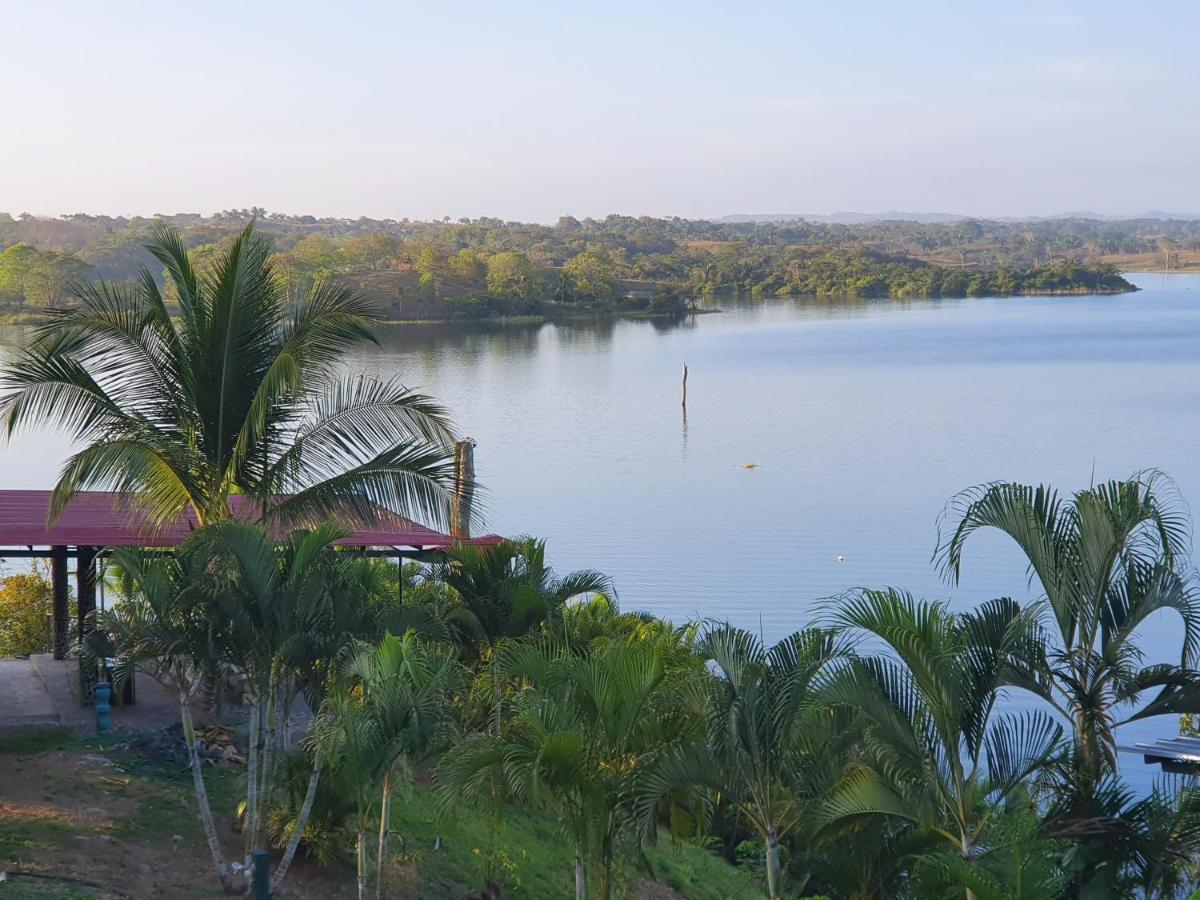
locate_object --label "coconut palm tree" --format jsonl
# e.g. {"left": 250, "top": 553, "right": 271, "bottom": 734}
{"left": 935, "top": 475, "right": 1200, "bottom": 804}
{"left": 633, "top": 624, "right": 851, "bottom": 899}
{"left": 820, "top": 590, "right": 1063, "bottom": 900}
{"left": 439, "top": 638, "right": 692, "bottom": 900}
{"left": 0, "top": 222, "right": 461, "bottom": 530}
{"left": 311, "top": 630, "right": 466, "bottom": 900}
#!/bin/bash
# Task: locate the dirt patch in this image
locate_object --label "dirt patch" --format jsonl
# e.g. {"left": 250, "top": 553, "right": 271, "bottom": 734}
{"left": 0, "top": 744, "right": 363, "bottom": 899}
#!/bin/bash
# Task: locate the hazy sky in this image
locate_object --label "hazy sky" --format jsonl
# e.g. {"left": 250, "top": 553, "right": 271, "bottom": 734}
{"left": 4, "top": 0, "right": 1198, "bottom": 222}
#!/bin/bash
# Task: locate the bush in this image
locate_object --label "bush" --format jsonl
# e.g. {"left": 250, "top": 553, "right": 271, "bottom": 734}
{"left": 0, "top": 566, "right": 53, "bottom": 656}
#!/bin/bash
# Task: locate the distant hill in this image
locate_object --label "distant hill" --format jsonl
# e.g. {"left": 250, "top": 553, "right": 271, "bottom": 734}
{"left": 719, "top": 210, "right": 1200, "bottom": 225}
{"left": 1037, "top": 210, "right": 1200, "bottom": 222}
{"left": 716, "top": 211, "right": 966, "bottom": 224}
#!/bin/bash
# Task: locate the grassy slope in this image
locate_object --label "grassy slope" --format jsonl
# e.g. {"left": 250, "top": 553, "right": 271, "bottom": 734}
{"left": 0, "top": 730, "right": 761, "bottom": 900}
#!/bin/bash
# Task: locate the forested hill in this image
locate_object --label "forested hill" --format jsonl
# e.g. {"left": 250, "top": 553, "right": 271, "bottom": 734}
{"left": 0, "top": 209, "right": 1173, "bottom": 319}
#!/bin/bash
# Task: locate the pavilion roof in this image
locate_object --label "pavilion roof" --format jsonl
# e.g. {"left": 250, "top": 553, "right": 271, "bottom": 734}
{"left": 0, "top": 490, "right": 500, "bottom": 554}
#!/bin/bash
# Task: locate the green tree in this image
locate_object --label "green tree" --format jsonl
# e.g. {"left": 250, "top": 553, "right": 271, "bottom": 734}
{"left": 563, "top": 252, "right": 617, "bottom": 303}
{"left": 312, "top": 630, "right": 466, "bottom": 900}
{"left": 438, "top": 538, "right": 612, "bottom": 659}
{"left": 440, "top": 637, "right": 693, "bottom": 900}
{"left": 821, "top": 590, "right": 1063, "bottom": 900}
{"left": 437, "top": 538, "right": 612, "bottom": 733}
{"left": 634, "top": 624, "right": 850, "bottom": 899}
{"left": 414, "top": 245, "right": 442, "bottom": 287}
{"left": 1, "top": 223, "right": 463, "bottom": 531}
{"left": 95, "top": 520, "right": 377, "bottom": 894}
{"left": 448, "top": 248, "right": 487, "bottom": 282}
{"left": 485, "top": 251, "right": 537, "bottom": 300}
{"left": 936, "top": 476, "right": 1200, "bottom": 804}
{"left": 0, "top": 566, "right": 53, "bottom": 656}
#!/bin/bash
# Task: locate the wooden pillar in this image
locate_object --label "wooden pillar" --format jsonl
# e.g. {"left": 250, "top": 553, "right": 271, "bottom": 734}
{"left": 451, "top": 438, "right": 476, "bottom": 541}
{"left": 50, "top": 546, "right": 69, "bottom": 660}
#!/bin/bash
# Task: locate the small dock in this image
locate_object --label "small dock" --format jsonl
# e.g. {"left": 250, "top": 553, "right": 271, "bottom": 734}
{"left": 1121, "top": 736, "right": 1200, "bottom": 775}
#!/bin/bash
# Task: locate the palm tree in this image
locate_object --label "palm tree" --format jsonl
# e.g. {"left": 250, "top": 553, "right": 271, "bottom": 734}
{"left": 935, "top": 475, "right": 1200, "bottom": 804}
{"left": 438, "top": 537, "right": 613, "bottom": 654}
{"left": 436, "top": 537, "right": 612, "bottom": 732}
{"left": 311, "top": 630, "right": 466, "bottom": 900}
{"left": 634, "top": 624, "right": 850, "bottom": 899}
{"left": 96, "top": 543, "right": 234, "bottom": 892}
{"left": 821, "top": 590, "right": 1063, "bottom": 900}
{"left": 1124, "top": 777, "right": 1200, "bottom": 899}
{"left": 98, "top": 520, "right": 376, "bottom": 894}
{"left": 0, "top": 222, "right": 461, "bottom": 530}
{"left": 439, "top": 638, "right": 691, "bottom": 900}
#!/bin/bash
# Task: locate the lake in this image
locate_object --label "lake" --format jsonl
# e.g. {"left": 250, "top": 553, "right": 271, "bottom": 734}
{"left": 2, "top": 271, "right": 1197, "bottom": 789}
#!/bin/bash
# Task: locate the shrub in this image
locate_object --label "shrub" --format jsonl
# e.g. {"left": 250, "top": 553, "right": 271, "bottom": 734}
{"left": 0, "top": 566, "right": 53, "bottom": 656}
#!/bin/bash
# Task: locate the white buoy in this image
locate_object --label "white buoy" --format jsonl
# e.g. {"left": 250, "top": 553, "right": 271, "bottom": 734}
{"left": 836, "top": 555, "right": 845, "bottom": 563}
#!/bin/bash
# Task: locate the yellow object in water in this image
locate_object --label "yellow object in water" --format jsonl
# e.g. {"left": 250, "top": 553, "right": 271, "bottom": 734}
{"left": 742, "top": 463, "right": 759, "bottom": 469}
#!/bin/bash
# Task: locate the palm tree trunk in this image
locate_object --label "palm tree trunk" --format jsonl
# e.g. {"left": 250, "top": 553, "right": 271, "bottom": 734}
{"left": 257, "top": 668, "right": 281, "bottom": 853}
{"left": 961, "top": 835, "right": 977, "bottom": 900}
{"left": 492, "top": 675, "right": 503, "bottom": 735}
{"left": 244, "top": 691, "right": 261, "bottom": 872}
{"left": 357, "top": 829, "right": 368, "bottom": 900}
{"left": 270, "top": 758, "right": 321, "bottom": 892}
{"left": 599, "top": 831, "right": 615, "bottom": 900}
{"left": 376, "top": 773, "right": 392, "bottom": 900}
{"left": 765, "top": 825, "right": 781, "bottom": 899}
{"left": 574, "top": 852, "right": 587, "bottom": 900}
{"left": 181, "top": 694, "right": 234, "bottom": 893}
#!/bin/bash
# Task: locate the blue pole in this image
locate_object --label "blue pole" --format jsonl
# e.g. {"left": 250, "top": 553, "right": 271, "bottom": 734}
{"left": 252, "top": 850, "right": 271, "bottom": 899}
{"left": 95, "top": 681, "right": 111, "bottom": 734}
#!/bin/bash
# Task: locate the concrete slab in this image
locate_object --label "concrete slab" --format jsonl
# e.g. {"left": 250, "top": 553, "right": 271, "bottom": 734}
{"left": 0, "top": 656, "right": 61, "bottom": 729}
{"left": 0, "top": 655, "right": 186, "bottom": 736}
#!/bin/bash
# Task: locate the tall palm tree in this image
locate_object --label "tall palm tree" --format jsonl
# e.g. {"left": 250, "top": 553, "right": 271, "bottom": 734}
{"left": 935, "top": 475, "right": 1200, "bottom": 803}
{"left": 634, "top": 624, "right": 850, "bottom": 899}
{"left": 0, "top": 222, "right": 461, "bottom": 530}
{"left": 821, "top": 590, "right": 1063, "bottom": 900}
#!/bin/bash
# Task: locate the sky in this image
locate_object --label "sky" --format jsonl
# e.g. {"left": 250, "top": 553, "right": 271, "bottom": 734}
{"left": 3, "top": 0, "right": 1199, "bottom": 223}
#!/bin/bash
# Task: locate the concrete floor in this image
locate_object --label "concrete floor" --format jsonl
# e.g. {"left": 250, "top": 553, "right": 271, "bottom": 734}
{"left": 0, "top": 654, "right": 181, "bottom": 735}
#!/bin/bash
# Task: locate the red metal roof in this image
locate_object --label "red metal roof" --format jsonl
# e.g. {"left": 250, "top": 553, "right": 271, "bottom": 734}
{"left": 0, "top": 490, "right": 500, "bottom": 552}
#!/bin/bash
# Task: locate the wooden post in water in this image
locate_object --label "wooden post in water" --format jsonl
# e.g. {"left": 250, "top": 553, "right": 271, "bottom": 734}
{"left": 681, "top": 363, "right": 688, "bottom": 408}
{"left": 451, "top": 438, "right": 476, "bottom": 542}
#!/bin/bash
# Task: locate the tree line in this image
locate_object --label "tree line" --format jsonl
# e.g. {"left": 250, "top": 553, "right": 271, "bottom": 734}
{"left": 0, "top": 211, "right": 1158, "bottom": 318}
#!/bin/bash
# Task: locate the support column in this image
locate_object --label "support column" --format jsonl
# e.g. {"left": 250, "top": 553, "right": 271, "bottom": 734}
{"left": 50, "top": 546, "right": 69, "bottom": 660}
{"left": 77, "top": 546, "right": 99, "bottom": 702}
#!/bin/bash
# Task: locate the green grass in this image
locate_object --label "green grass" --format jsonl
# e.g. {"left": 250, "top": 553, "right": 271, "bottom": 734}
{"left": 0, "top": 876, "right": 117, "bottom": 898}
{"left": 383, "top": 783, "right": 761, "bottom": 899}
{"left": 0, "top": 740, "right": 761, "bottom": 899}
{"left": 0, "top": 728, "right": 75, "bottom": 755}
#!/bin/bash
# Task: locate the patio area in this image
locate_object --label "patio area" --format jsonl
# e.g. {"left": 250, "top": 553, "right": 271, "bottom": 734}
{"left": 0, "top": 654, "right": 180, "bottom": 735}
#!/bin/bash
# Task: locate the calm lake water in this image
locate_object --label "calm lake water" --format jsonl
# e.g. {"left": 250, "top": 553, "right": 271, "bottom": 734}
{"left": 2, "top": 271, "right": 1197, "bottom": 789}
